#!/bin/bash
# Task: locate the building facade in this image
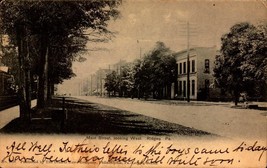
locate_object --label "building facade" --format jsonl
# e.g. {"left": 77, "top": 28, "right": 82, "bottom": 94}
{"left": 88, "top": 60, "right": 128, "bottom": 96}
{"left": 172, "top": 47, "right": 218, "bottom": 100}
{"left": 0, "top": 66, "right": 15, "bottom": 96}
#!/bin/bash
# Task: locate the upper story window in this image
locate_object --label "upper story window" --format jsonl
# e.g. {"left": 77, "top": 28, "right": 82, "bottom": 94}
{"left": 179, "top": 63, "right": 182, "bottom": 74}
{"left": 192, "top": 60, "right": 195, "bottom": 73}
{"left": 183, "top": 62, "right": 186, "bottom": 74}
{"left": 204, "top": 59, "right": 210, "bottom": 73}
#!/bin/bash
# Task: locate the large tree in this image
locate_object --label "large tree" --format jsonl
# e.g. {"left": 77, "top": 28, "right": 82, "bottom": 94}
{"left": 104, "top": 70, "right": 119, "bottom": 96}
{"left": 0, "top": 1, "right": 121, "bottom": 119}
{"left": 134, "top": 42, "right": 177, "bottom": 99}
{"left": 119, "top": 62, "right": 135, "bottom": 97}
{"left": 214, "top": 22, "right": 267, "bottom": 105}
{"left": 104, "top": 42, "right": 176, "bottom": 99}
{"left": 104, "top": 62, "right": 135, "bottom": 97}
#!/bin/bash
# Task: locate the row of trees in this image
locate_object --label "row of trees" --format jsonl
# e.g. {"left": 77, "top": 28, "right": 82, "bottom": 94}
{"left": 105, "top": 22, "right": 267, "bottom": 103}
{"left": 0, "top": 1, "right": 121, "bottom": 120}
{"left": 104, "top": 42, "right": 177, "bottom": 99}
{"left": 214, "top": 22, "right": 267, "bottom": 105}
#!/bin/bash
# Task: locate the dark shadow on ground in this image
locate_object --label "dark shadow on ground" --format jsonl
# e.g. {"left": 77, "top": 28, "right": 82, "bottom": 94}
{"left": 1, "top": 97, "right": 212, "bottom": 136}
{"left": 109, "top": 97, "right": 226, "bottom": 107}
{"left": 231, "top": 105, "right": 267, "bottom": 111}
{"left": 258, "top": 107, "right": 267, "bottom": 111}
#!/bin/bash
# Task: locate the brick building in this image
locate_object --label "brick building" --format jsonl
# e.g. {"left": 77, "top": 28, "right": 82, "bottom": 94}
{"left": 172, "top": 47, "right": 219, "bottom": 100}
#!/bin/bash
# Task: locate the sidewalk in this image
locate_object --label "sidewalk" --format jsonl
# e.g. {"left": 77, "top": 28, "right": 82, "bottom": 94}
{"left": 76, "top": 96, "right": 267, "bottom": 140}
{"left": 0, "top": 100, "right": 36, "bottom": 129}
{"left": 0, "top": 106, "right": 19, "bottom": 129}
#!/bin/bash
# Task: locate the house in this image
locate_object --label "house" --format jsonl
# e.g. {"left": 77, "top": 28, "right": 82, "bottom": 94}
{"left": 172, "top": 47, "right": 219, "bottom": 100}
{"left": 0, "top": 66, "right": 15, "bottom": 95}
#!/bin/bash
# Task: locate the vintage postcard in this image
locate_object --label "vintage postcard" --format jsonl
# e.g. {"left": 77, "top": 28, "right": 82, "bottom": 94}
{"left": 0, "top": 0, "right": 266, "bottom": 168}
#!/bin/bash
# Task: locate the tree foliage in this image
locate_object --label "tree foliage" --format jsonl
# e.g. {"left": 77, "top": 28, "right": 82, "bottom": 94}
{"left": 104, "top": 70, "right": 119, "bottom": 96}
{"left": 0, "top": 1, "right": 121, "bottom": 113}
{"left": 104, "top": 62, "right": 135, "bottom": 97}
{"left": 104, "top": 42, "right": 177, "bottom": 99}
{"left": 214, "top": 22, "right": 267, "bottom": 104}
{"left": 134, "top": 42, "right": 176, "bottom": 99}
{"left": 0, "top": 43, "right": 19, "bottom": 83}
{"left": 119, "top": 63, "right": 135, "bottom": 96}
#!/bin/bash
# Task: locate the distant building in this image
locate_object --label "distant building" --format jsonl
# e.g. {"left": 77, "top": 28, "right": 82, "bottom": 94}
{"left": 89, "top": 60, "right": 128, "bottom": 97}
{"left": 95, "top": 68, "right": 110, "bottom": 96}
{"left": 0, "top": 66, "right": 16, "bottom": 95}
{"left": 172, "top": 47, "right": 219, "bottom": 100}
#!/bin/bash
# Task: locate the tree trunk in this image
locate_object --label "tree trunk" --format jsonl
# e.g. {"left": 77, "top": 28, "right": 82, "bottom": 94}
{"left": 16, "top": 24, "right": 31, "bottom": 121}
{"left": 51, "top": 83, "right": 55, "bottom": 96}
{"left": 37, "top": 70, "right": 45, "bottom": 108}
{"left": 234, "top": 89, "right": 239, "bottom": 106}
{"left": 47, "top": 78, "right": 55, "bottom": 105}
{"left": 37, "top": 35, "right": 49, "bottom": 108}
{"left": 24, "top": 39, "right": 31, "bottom": 119}
{"left": 17, "top": 27, "right": 26, "bottom": 119}
{"left": 47, "top": 77, "right": 51, "bottom": 105}
{"left": 43, "top": 46, "right": 49, "bottom": 103}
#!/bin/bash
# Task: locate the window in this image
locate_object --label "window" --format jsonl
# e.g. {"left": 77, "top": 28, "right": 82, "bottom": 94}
{"left": 192, "top": 60, "right": 195, "bottom": 73}
{"left": 183, "top": 62, "right": 186, "bottom": 74}
{"left": 205, "top": 79, "right": 210, "bottom": 89}
{"left": 192, "top": 80, "right": 195, "bottom": 96}
{"left": 188, "top": 61, "right": 190, "bottom": 74}
{"left": 183, "top": 81, "right": 186, "bottom": 97}
{"left": 179, "top": 81, "right": 182, "bottom": 95}
{"left": 204, "top": 59, "right": 210, "bottom": 73}
{"left": 205, "top": 79, "right": 210, "bottom": 95}
{"left": 179, "top": 63, "right": 182, "bottom": 74}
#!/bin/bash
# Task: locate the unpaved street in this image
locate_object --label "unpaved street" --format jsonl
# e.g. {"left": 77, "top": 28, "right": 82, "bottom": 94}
{"left": 76, "top": 96, "right": 267, "bottom": 140}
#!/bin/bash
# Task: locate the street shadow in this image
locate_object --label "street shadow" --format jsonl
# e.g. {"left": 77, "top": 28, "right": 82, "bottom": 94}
{"left": 0, "top": 97, "right": 212, "bottom": 136}
{"left": 258, "top": 107, "right": 267, "bottom": 111}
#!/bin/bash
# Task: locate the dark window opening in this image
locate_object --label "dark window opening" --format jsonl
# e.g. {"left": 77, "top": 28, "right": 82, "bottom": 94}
{"left": 192, "top": 60, "right": 195, "bottom": 72}
{"left": 183, "top": 62, "right": 186, "bottom": 74}
{"left": 205, "top": 79, "right": 210, "bottom": 89}
{"left": 183, "top": 81, "right": 186, "bottom": 97}
{"left": 192, "top": 80, "right": 195, "bottom": 96}
{"left": 204, "top": 59, "right": 210, "bottom": 73}
{"left": 179, "top": 81, "right": 182, "bottom": 95}
{"left": 179, "top": 63, "right": 182, "bottom": 74}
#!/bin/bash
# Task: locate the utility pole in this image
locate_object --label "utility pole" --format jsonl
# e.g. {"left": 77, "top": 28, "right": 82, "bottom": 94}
{"left": 96, "top": 71, "right": 99, "bottom": 96}
{"left": 186, "top": 21, "right": 190, "bottom": 102}
{"left": 80, "top": 79, "right": 83, "bottom": 96}
{"left": 139, "top": 46, "right": 142, "bottom": 59}
{"left": 177, "top": 21, "right": 197, "bottom": 103}
{"left": 139, "top": 46, "right": 142, "bottom": 99}
{"left": 90, "top": 74, "right": 93, "bottom": 95}
{"left": 136, "top": 39, "right": 151, "bottom": 99}
{"left": 100, "top": 69, "right": 102, "bottom": 97}
{"left": 0, "top": 33, "right": 2, "bottom": 65}
{"left": 87, "top": 77, "right": 89, "bottom": 96}
{"left": 78, "top": 82, "right": 81, "bottom": 96}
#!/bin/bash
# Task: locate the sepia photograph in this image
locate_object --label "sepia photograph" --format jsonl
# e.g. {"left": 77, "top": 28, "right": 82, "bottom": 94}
{"left": 0, "top": 0, "right": 266, "bottom": 167}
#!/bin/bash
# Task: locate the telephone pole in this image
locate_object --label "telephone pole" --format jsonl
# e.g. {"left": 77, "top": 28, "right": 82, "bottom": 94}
{"left": 178, "top": 21, "right": 198, "bottom": 102}
{"left": 90, "top": 74, "right": 93, "bottom": 95}
{"left": 100, "top": 70, "right": 102, "bottom": 96}
{"left": 186, "top": 21, "right": 190, "bottom": 102}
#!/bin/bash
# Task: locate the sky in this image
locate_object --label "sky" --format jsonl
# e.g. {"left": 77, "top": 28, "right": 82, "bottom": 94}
{"left": 58, "top": 0, "right": 267, "bottom": 94}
